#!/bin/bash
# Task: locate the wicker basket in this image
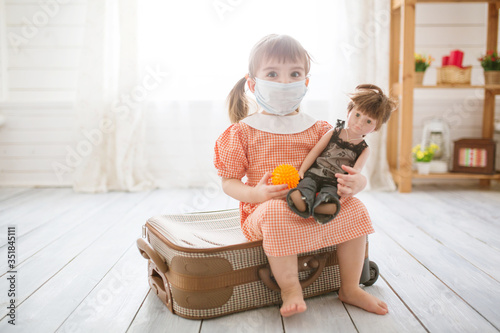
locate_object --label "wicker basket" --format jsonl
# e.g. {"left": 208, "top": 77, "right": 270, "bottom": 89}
{"left": 484, "top": 71, "right": 500, "bottom": 85}
{"left": 436, "top": 65, "right": 471, "bottom": 85}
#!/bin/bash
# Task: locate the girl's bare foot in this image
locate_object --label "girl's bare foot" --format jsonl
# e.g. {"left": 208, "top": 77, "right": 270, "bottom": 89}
{"left": 338, "top": 287, "right": 388, "bottom": 315}
{"left": 280, "top": 285, "right": 307, "bottom": 317}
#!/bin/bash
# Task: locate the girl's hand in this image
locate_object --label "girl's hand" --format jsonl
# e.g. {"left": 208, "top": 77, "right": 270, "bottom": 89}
{"left": 298, "top": 170, "right": 305, "bottom": 179}
{"left": 252, "top": 172, "right": 289, "bottom": 203}
{"left": 335, "top": 165, "right": 367, "bottom": 198}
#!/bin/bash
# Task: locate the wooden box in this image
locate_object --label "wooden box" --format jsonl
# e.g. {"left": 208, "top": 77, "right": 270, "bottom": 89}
{"left": 452, "top": 138, "right": 496, "bottom": 174}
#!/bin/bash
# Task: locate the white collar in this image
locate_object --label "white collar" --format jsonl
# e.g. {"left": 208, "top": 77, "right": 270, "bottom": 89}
{"left": 240, "top": 112, "right": 317, "bottom": 134}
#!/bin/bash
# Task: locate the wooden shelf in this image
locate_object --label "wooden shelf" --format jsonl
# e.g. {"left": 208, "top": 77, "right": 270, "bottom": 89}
{"left": 416, "top": 0, "right": 499, "bottom": 3}
{"left": 390, "top": 168, "right": 500, "bottom": 183}
{"left": 414, "top": 84, "right": 485, "bottom": 89}
{"left": 388, "top": 0, "right": 500, "bottom": 192}
{"left": 414, "top": 84, "right": 500, "bottom": 89}
{"left": 393, "top": 0, "right": 500, "bottom": 9}
{"left": 412, "top": 171, "right": 500, "bottom": 180}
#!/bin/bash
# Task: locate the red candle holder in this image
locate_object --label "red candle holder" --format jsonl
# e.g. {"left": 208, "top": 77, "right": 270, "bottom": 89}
{"left": 449, "top": 50, "right": 464, "bottom": 68}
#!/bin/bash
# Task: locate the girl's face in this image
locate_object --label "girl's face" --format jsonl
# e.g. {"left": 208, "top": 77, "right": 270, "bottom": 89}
{"left": 248, "top": 57, "right": 308, "bottom": 92}
{"left": 347, "top": 108, "right": 377, "bottom": 137}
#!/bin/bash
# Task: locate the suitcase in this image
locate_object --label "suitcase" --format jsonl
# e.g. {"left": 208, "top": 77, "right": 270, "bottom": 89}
{"left": 136, "top": 209, "right": 379, "bottom": 320}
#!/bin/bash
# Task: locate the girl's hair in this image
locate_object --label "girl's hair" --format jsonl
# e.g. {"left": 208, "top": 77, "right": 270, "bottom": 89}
{"left": 227, "top": 34, "right": 312, "bottom": 123}
{"left": 346, "top": 84, "right": 397, "bottom": 131}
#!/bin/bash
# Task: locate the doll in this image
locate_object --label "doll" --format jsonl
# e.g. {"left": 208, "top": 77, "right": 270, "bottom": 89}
{"left": 287, "top": 84, "right": 396, "bottom": 224}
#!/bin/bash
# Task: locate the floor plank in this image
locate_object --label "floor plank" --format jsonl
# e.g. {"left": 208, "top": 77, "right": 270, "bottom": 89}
{"left": 346, "top": 278, "right": 427, "bottom": 333}
{"left": 282, "top": 293, "right": 356, "bottom": 333}
{"left": 0, "top": 190, "right": 106, "bottom": 230}
{"left": 126, "top": 292, "right": 202, "bottom": 333}
{"left": 0, "top": 188, "right": 66, "bottom": 215}
{"left": 56, "top": 243, "right": 150, "bottom": 333}
{"left": 0, "top": 192, "right": 122, "bottom": 272}
{"left": 361, "top": 192, "right": 500, "bottom": 332}
{"left": 0, "top": 186, "right": 498, "bottom": 332}
{"left": 0, "top": 190, "right": 161, "bottom": 332}
{"left": 369, "top": 230, "right": 497, "bottom": 332}
{"left": 368, "top": 189, "right": 500, "bottom": 281}
{"left": 201, "top": 305, "right": 283, "bottom": 333}
{"left": 0, "top": 187, "right": 30, "bottom": 202}
{"left": 0, "top": 191, "right": 149, "bottom": 314}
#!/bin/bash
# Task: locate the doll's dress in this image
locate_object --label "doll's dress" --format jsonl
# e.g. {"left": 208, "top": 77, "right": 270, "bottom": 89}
{"left": 287, "top": 119, "right": 368, "bottom": 224}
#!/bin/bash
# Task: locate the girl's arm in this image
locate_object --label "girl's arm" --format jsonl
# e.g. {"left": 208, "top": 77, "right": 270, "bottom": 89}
{"left": 298, "top": 129, "right": 334, "bottom": 177}
{"left": 222, "top": 172, "right": 289, "bottom": 204}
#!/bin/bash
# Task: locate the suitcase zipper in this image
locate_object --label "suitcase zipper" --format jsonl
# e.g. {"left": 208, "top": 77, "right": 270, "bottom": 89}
{"left": 142, "top": 225, "right": 147, "bottom": 238}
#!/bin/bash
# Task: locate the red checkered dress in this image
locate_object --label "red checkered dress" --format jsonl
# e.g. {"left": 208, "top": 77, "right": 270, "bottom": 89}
{"left": 214, "top": 119, "right": 374, "bottom": 257}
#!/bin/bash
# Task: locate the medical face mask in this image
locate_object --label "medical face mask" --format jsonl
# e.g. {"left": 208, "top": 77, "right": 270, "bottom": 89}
{"left": 253, "top": 78, "right": 308, "bottom": 116}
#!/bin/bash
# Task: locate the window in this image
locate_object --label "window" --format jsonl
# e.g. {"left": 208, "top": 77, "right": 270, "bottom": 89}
{"left": 138, "top": 0, "right": 349, "bottom": 108}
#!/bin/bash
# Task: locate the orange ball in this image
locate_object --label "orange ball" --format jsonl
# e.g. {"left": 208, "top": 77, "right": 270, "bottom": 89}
{"left": 271, "top": 164, "right": 300, "bottom": 189}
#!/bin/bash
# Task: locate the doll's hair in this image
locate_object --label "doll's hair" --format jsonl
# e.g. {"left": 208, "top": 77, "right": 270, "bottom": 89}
{"left": 346, "top": 84, "right": 397, "bottom": 131}
{"left": 226, "top": 34, "right": 312, "bottom": 123}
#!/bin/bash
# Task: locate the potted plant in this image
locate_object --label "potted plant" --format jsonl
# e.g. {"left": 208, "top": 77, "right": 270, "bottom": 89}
{"left": 479, "top": 50, "right": 500, "bottom": 84}
{"left": 412, "top": 143, "right": 439, "bottom": 175}
{"left": 415, "top": 53, "right": 434, "bottom": 85}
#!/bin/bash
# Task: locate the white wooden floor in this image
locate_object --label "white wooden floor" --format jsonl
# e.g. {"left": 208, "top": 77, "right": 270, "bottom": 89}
{"left": 0, "top": 183, "right": 499, "bottom": 333}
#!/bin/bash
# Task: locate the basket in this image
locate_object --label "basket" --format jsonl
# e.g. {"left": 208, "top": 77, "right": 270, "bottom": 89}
{"left": 484, "top": 71, "right": 500, "bottom": 85}
{"left": 436, "top": 65, "right": 471, "bottom": 85}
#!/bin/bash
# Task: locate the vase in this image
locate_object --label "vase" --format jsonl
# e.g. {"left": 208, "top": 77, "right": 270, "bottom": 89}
{"left": 430, "top": 160, "right": 448, "bottom": 173}
{"left": 414, "top": 71, "right": 425, "bottom": 85}
{"left": 416, "top": 162, "right": 431, "bottom": 175}
{"left": 484, "top": 71, "right": 500, "bottom": 85}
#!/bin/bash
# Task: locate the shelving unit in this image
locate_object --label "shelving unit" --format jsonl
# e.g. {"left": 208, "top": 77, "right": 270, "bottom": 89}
{"left": 388, "top": 0, "right": 500, "bottom": 193}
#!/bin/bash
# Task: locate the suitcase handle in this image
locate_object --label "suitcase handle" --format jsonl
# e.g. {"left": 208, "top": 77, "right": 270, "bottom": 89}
{"left": 258, "top": 253, "right": 328, "bottom": 292}
{"left": 136, "top": 238, "right": 168, "bottom": 274}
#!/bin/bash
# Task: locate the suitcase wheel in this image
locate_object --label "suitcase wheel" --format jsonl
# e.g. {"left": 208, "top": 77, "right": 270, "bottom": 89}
{"left": 363, "top": 261, "right": 379, "bottom": 287}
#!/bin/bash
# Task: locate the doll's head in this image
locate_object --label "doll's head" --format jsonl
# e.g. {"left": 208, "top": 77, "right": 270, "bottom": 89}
{"left": 346, "top": 84, "right": 397, "bottom": 131}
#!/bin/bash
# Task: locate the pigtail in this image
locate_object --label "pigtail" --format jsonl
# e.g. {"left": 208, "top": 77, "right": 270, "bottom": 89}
{"left": 227, "top": 77, "right": 249, "bottom": 124}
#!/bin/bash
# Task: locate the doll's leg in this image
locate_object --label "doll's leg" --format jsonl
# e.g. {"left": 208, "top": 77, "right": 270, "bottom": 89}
{"left": 287, "top": 177, "right": 317, "bottom": 218}
{"left": 337, "top": 235, "right": 388, "bottom": 315}
{"left": 267, "top": 254, "right": 307, "bottom": 317}
{"left": 289, "top": 190, "right": 307, "bottom": 212}
{"left": 312, "top": 185, "right": 341, "bottom": 224}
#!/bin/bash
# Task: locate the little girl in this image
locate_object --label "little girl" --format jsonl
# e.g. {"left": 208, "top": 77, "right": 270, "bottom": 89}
{"left": 214, "top": 34, "right": 388, "bottom": 317}
{"left": 288, "top": 85, "right": 395, "bottom": 224}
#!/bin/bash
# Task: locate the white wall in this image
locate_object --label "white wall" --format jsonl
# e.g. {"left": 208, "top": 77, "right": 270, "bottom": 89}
{"left": 414, "top": 3, "right": 491, "bottom": 140}
{"left": 0, "top": 1, "right": 498, "bottom": 187}
{"left": 0, "top": 0, "right": 84, "bottom": 186}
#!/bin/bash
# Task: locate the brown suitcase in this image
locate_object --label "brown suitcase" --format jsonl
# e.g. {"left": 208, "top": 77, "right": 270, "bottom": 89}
{"left": 136, "top": 209, "right": 379, "bottom": 319}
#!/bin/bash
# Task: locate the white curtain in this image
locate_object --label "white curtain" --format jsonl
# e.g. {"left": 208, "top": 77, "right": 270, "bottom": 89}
{"left": 73, "top": 0, "right": 154, "bottom": 192}
{"left": 137, "top": 0, "right": 363, "bottom": 189}
{"left": 0, "top": 0, "right": 7, "bottom": 105}
{"left": 73, "top": 0, "right": 393, "bottom": 191}
{"left": 342, "top": 0, "right": 396, "bottom": 191}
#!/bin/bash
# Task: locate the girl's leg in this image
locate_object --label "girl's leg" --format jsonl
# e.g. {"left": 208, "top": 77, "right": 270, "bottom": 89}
{"left": 267, "top": 255, "right": 307, "bottom": 317}
{"left": 337, "top": 235, "right": 388, "bottom": 315}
